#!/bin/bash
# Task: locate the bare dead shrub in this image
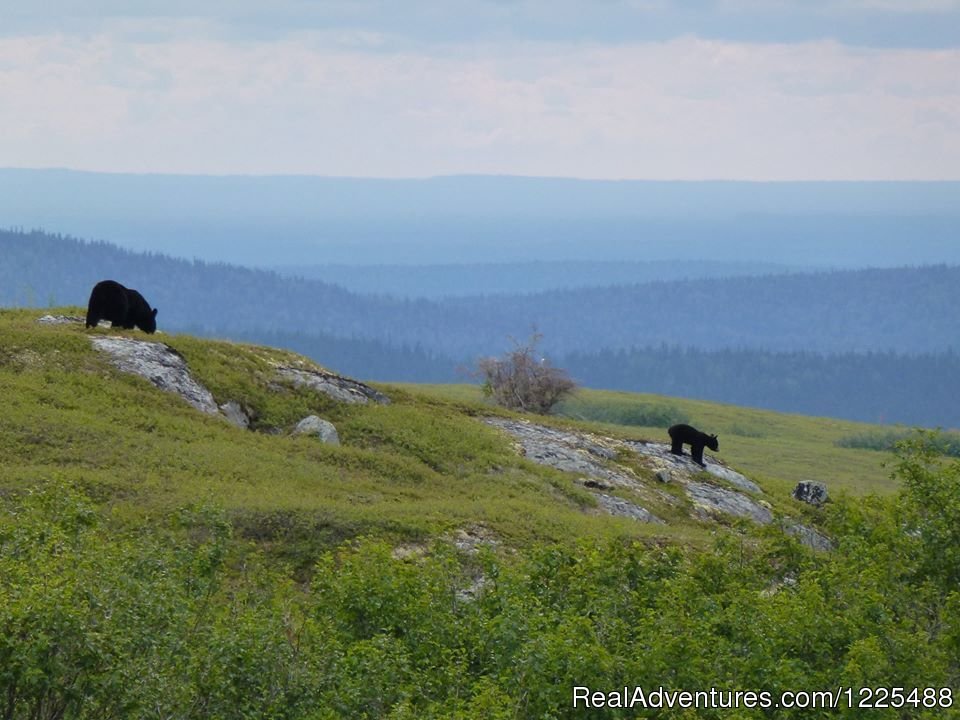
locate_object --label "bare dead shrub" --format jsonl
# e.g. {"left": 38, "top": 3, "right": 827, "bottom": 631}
{"left": 476, "top": 334, "right": 576, "bottom": 414}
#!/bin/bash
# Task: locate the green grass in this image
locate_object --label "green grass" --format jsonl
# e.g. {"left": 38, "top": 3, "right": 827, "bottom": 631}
{"left": 0, "top": 309, "right": 688, "bottom": 565}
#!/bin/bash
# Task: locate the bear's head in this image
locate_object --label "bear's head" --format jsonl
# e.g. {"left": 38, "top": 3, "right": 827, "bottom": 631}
{"left": 706, "top": 434, "right": 719, "bottom": 452}
{"left": 138, "top": 308, "right": 158, "bottom": 334}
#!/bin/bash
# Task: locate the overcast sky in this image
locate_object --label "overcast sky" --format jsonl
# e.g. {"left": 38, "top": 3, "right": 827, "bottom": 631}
{"left": 2, "top": 1, "right": 958, "bottom": 180}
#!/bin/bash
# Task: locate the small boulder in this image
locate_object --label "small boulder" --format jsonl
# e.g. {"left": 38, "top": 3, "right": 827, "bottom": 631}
{"left": 792, "top": 481, "right": 828, "bottom": 506}
{"left": 656, "top": 469, "right": 672, "bottom": 483}
{"left": 219, "top": 401, "right": 251, "bottom": 429}
{"left": 293, "top": 415, "right": 340, "bottom": 445}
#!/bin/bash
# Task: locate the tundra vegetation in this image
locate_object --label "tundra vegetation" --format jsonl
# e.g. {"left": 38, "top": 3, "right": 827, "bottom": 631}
{"left": 0, "top": 309, "right": 957, "bottom": 719}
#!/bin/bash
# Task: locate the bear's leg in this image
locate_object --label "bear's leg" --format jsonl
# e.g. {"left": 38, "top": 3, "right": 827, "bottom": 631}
{"left": 85, "top": 312, "right": 99, "bottom": 329}
{"left": 692, "top": 443, "right": 705, "bottom": 466}
{"left": 670, "top": 437, "right": 683, "bottom": 455}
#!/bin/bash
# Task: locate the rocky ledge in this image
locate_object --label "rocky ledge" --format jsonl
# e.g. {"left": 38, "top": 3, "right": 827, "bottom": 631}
{"left": 276, "top": 366, "right": 390, "bottom": 405}
{"left": 91, "top": 336, "right": 219, "bottom": 415}
{"left": 483, "top": 416, "right": 828, "bottom": 548}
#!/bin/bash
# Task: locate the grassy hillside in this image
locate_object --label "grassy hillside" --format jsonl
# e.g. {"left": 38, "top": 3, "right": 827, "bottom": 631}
{"left": 1, "top": 308, "right": 900, "bottom": 549}
{"left": 8, "top": 308, "right": 792, "bottom": 558}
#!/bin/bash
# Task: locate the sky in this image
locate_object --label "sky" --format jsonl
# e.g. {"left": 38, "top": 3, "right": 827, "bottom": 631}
{"left": 1, "top": 1, "right": 959, "bottom": 180}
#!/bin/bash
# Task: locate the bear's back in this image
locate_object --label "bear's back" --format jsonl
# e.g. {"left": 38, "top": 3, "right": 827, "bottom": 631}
{"left": 87, "top": 280, "right": 130, "bottom": 326}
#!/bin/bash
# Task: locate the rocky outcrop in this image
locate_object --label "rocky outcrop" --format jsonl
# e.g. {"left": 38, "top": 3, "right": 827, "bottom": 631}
{"left": 784, "top": 522, "right": 834, "bottom": 551}
{"left": 595, "top": 493, "right": 665, "bottom": 524}
{"left": 686, "top": 481, "right": 773, "bottom": 524}
{"left": 482, "top": 416, "right": 802, "bottom": 533}
{"left": 483, "top": 417, "right": 665, "bottom": 523}
{"left": 625, "top": 440, "right": 761, "bottom": 494}
{"left": 219, "top": 401, "right": 251, "bottom": 429}
{"left": 292, "top": 415, "right": 341, "bottom": 445}
{"left": 484, "top": 418, "right": 628, "bottom": 486}
{"left": 91, "top": 336, "right": 219, "bottom": 415}
{"left": 38, "top": 314, "right": 84, "bottom": 325}
{"left": 277, "top": 366, "right": 390, "bottom": 405}
{"left": 792, "top": 481, "right": 828, "bottom": 506}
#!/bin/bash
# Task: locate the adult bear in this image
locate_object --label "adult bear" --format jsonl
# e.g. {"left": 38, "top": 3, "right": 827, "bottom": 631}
{"left": 668, "top": 423, "right": 718, "bottom": 467}
{"left": 85, "top": 280, "right": 158, "bottom": 334}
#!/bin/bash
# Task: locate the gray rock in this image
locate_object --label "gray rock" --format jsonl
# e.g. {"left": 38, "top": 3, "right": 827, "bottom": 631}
{"left": 483, "top": 417, "right": 637, "bottom": 488}
{"left": 91, "top": 336, "right": 218, "bottom": 414}
{"left": 292, "top": 415, "right": 341, "bottom": 445}
{"left": 595, "top": 493, "right": 664, "bottom": 524}
{"left": 483, "top": 418, "right": 664, "bottom": 523}
{"left": 37, "top": 314, "right": 83, "bottom": 325}
{"left": 686, "top": 481, "right": 773, "bottom": 524}
{"left": 656, "top": 469, "right": 672, "bottom": 483}
{"left": 277, "top": 366, "right": 390, "bottom": 405}
{"left": 219, "top": 401, "right": 250, "bottom": 429}
{"left": 784, "top": 522, "right": 834, "bottom": 551}
{"left": 626, "top": 440, "right": 762, "bottom": 494}
{"left": 450, "top": 526, "right": 499, "bottom": 554}
{"left": 792, "top": 481, "right": 828, "bottom": 506}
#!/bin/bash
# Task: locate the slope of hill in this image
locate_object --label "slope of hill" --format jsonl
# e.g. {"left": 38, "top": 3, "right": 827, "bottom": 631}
{"left": 2, "top": 309, "right": 957, "bottom": 718}
{"left": 2, "top": 307, "right": 878, "bottom": 545}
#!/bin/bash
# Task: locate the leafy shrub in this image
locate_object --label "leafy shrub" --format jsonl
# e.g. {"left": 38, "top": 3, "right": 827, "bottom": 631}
{"left": 4, "top": 459, "right": 960, "bottom": 719}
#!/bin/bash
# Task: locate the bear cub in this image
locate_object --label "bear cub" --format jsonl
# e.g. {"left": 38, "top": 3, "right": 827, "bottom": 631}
{"left": 86, "top": 280, "right": 158, "bottom": 334}
{"left": 667, "top": 423, "right": 719, "bottom": 467}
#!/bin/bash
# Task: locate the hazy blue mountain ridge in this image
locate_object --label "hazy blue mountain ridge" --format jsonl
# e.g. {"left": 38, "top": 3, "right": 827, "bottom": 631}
{"left": 4, "top": 230, "right": 959, "bottom": 358}
{"left": 3, "top": 169, "right": 958, "bottom": 266}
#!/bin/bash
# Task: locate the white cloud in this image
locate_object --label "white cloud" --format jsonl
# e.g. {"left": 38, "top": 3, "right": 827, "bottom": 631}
{"left": 0, "top": 30, "right": 958, "bottom": 179}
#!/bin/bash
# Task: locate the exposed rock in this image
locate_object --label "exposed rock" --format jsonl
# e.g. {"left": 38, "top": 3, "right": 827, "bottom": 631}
{"left": 626, "top": 440, "right": 762, "bottom": 494}
{"left": 792, "top": 481, "right": 828, "bottom": 506}
{"left": 483, "top": 417, "right": 634, "bottom": 488}
{"left": 91, "top": 336, "right": 218, "bottom": 414}
{"left": 219, "top": 401, "right": 251, "bottom": 429}
{"left": 450, "top": 526, "right": 500, "bottom": 555}
{"left": 686, "top": 481, "right": 773, "bottom": 524}
{"left": 656, "top": 469, "right": 672, "bottom": 483}
{"left": 483, "top": 417, "right": 665, "bottom": 523}
{"left": 595, "top": 493, "right": 664, "bottom": 524}
{"left": 276, "top": 366, "right": 390, "bottom": 405}
{"left": 784, "top": 522, "right": 834, "bottom": 551}
{"left": 38, "top": 314, "right": 83, "bottom": 325}
{"left": 292, "top": 415, "right": 341, "bottom": 445}
{"left": 456, "top": 575, "right": 491, "bottom": 603}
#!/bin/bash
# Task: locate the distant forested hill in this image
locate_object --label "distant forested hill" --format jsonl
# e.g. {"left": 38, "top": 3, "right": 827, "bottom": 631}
{"left": 271, "top": 260, "right": 801, "bottom": 298}
{"left": 563, "top": 346, "right": 960, "bottom": 428}
{"left": 5, "top": 229, "right": 960, "bottom": 357}
{"left": 4, "top": 228, "right": 960, "bottom": 426}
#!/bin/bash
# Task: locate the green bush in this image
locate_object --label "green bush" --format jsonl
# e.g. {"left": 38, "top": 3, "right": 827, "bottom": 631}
{"left": 3, "top": 452, "right": 960, "bottom": 718}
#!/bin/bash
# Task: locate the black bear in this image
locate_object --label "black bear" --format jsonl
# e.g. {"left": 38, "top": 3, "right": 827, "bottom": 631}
{"left": 668, "top": 423, "right": 719, "bottom": 467}
{"left": 85, "top": 280, "right": 158, "bottom": 334}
